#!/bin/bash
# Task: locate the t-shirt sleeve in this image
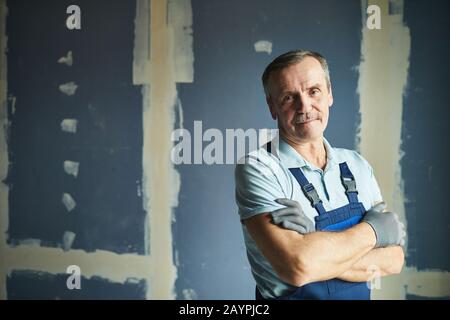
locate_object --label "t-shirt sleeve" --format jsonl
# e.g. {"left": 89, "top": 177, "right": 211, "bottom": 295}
{"left": 368, "top": 163, "right": 383, "bottom": 205}
{"left": 353, "top": 151, "right": 383, "bottom": 206}
{"left": 234, "top": 155, "right": 286, "bottom": 221}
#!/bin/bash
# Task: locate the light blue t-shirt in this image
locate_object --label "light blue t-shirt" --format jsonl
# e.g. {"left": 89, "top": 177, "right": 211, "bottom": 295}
{"left": 234, "top": 135, "right": 383, "bottom": 299}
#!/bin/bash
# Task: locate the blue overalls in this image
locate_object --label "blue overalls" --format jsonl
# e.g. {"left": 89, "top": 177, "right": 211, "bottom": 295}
{"left": 256, "top": 142, "right": 370, "bottom": 300}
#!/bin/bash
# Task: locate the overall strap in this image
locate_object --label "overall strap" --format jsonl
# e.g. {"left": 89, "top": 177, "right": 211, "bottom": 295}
{"left": 288, "top": 168, "right": 326, "bottom": 215}
{"left": 266, "top": 141, "right": 326, "bottom": 215}
{"left": 339, "top": 162, "right": 360, "bottom": 203}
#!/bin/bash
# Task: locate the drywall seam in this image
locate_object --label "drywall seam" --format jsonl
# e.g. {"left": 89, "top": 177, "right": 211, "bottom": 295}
{"left": 403, "top": 267, "right": 450, "bottom": 298}
{"left": 3, "top": 245, "right": 153, "bottom": 284}
{"left": 133, "top": 0, "right": 151, "bottom": 85}
{"left": 134, "top": 0, "right": 194, "bottom": 85}
{"left": 168, "top": 0, "right": 194, "bottom": 83}
{"left": 0, "top": 0, "right": 153, "bottom": 299}
{"left": 143, "top": 0, "right": 178, "bottom": 300}
{"left": 136, "top": 0, "right": 193, "bottom": 300}
{"left": 0, "top": 0, "right": 8, "bottom": 300}
{"left": 358, "top": 0, "right": 410, "bottom": 227}
{"left": 1, "top": 0, "right": 194, "bottom": 300}
{"left": 372, "top": 267, "right": 450, "bottom": 299}
{"left": 358, "top": 0, "right": 450, "bottom": 299}
{"left": 358, "top": 0, "right": 410, "bottom": 299}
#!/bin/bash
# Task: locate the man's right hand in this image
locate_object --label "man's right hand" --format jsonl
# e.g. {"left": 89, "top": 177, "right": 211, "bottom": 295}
{"left": 270, "top": 198, "right": 315, "bottom": 234}
{"left": 362, "top": 202, "right": 406, "bottom": 248}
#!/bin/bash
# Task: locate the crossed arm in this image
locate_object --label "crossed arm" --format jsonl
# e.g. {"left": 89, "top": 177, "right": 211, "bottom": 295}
{"left": 244, "top": 213, "right": 404, "bottom": 287}
{"left": 338, "top": 245, "right": 404, "bottom": 282}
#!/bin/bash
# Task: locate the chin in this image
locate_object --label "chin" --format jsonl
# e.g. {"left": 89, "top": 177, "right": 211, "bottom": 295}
{"left": 294, "top": 128, "right": 323, "bottom": 141}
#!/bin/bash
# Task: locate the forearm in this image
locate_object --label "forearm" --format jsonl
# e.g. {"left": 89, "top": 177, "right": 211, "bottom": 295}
{"left": 337, "top": 246, "right": 405, "bottom": 282}
{"left": 298, "top": 222, "right": 376, "bottom": 285}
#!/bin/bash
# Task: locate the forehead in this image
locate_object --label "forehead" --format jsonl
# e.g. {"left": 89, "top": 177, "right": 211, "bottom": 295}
{"left": 270, "top": 57, "right": 327, "bottom": 91}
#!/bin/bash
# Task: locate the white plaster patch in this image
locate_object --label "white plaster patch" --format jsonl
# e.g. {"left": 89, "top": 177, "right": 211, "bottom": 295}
{"left": 59, "top": 82, "right": 78, "bottom": 96}
{"left": 61, "top": 119, "right": 78, "bottom": 133}
{"left": 3, "top": 245, "right": 153, "bottom": 285}
{"left": 171, "top": 169, "right": 181, "bottom": 210}
{"left": 58, "top": 51, "right": 73, "bottom": 66}
{"left": 64, "top": 160, "right": 79, "bottom": 178}
{"left": 403, "top": 267, "right": 450, "bottom": 298}
{"left": 62, "top": 231, "right": 76, "bottom": 251}
{"left": 177, "top": 98, "right": 184, "bottom": 130}
{"left": 356, "top": 0, "right": 439, "bottom": 300}
{"left": 126, "top": 277, "right": 141, "bottom": 285}
{"left": 168, "top": 0, "right": 194, "bottom": 83}
{"left": 134, "top": 0, "right": 194, "bottom": 84}
{"left": 17, "top": 239, "right": 41, "bottom": 247}
{"left": 8, "top": 95, "right": 16, "bottom": 115}
{"left": 133, "top": 0, "right": 151, "bottom": 85}
{"left": 254, "top": 40, "right": 272, "bottom": 54}
{"left": 141, "top": 0, "right": 180, "bottom": 299}
{"left": 137, "top": 180, "right": 142, "bottom": 197}
{"left": 62, "top": 193, "right": 76, "bottom": 212}
{"left": 182, "top": 288, "right": 197, "bottom": 300}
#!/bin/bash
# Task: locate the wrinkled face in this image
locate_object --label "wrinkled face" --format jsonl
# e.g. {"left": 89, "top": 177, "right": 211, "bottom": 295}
{"left": 266, "top": 57, "right": 333, "bottom": 144}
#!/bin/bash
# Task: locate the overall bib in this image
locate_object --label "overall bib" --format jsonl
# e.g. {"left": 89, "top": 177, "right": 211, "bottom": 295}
{"left": 255, "top": 142, "right": 370, "bottom": 300}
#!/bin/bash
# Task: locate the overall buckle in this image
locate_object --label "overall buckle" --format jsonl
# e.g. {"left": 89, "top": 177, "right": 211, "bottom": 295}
{"left": 341, "top": 177, "right": 358, "bottom": 194}
{"left": 302, "top": 183, "right": 322, "bottom": 207}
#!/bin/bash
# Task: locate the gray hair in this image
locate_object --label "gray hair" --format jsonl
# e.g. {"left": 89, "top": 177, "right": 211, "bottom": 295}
{"left": 262, "top": 50, "right": 331, "bottom": 97}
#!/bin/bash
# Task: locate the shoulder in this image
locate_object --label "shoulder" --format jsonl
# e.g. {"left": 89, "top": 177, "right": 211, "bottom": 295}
{"left": 332, "top": 147, "right": 382, "bottom": 205}
{"left": 234, "top": 146, "right": 291, "bottom": 220}
{"left": 332, "top": 147, "right": 374, "bottom": 173}
{"left": 235, "top": 146, "right": 282, "bottom": 181}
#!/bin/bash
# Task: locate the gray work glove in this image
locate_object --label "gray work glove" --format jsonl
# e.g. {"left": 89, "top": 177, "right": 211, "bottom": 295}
{"left": 362, "top": 202, "right": 406, "bottom": 248}
{"left": 270, "top": 198, "right": 315, "bottom": 234}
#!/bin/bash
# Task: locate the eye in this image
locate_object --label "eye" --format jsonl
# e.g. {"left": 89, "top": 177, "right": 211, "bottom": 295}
{"left": 283, "top": 94, "right": 294, "bottom": 102}
{"left": 310, "top": 88, "right": 321, "bottom": 96}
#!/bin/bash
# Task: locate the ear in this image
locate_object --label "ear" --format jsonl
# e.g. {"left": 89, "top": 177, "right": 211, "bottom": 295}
{"left": 266, "top": 96, "right": 277, "bottom": 120}
{"left": 327, "top": 85, "right": 334, "bottom": 108}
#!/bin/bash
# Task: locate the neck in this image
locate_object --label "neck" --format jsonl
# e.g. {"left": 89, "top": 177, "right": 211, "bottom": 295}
{"left": 282, "top": 134, "right": 327, "bottom": 170}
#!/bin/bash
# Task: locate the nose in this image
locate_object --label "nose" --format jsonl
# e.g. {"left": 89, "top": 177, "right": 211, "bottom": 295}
{"left": 295, "top": 93, "right": 312, "bottom": 113}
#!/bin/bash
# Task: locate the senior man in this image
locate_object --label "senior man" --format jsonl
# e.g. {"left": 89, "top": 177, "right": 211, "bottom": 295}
{"left": 235, "top": 50, "right": 405, "bottom": 300}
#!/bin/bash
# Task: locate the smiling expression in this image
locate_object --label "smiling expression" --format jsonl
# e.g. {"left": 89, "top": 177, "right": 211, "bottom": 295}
{"left": 266, "top": 57, "right": 334, "bottom": 144}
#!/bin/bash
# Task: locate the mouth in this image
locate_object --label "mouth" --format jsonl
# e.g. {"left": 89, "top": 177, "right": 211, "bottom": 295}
{"left": 295, "top": 118, "right": 317, "bottom": 125}
{"left": 295, "top": 116, "right": 319, "bottom": 125}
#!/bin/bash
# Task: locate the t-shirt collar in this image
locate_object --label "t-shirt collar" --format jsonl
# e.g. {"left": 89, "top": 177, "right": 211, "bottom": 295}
{"left": 276, "top": 135, "right": 337, "bottom": 170}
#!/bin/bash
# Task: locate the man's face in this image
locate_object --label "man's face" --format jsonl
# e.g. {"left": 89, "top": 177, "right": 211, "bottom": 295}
{"left": 266, "top": 57, "right": 333, "bottom": 144}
